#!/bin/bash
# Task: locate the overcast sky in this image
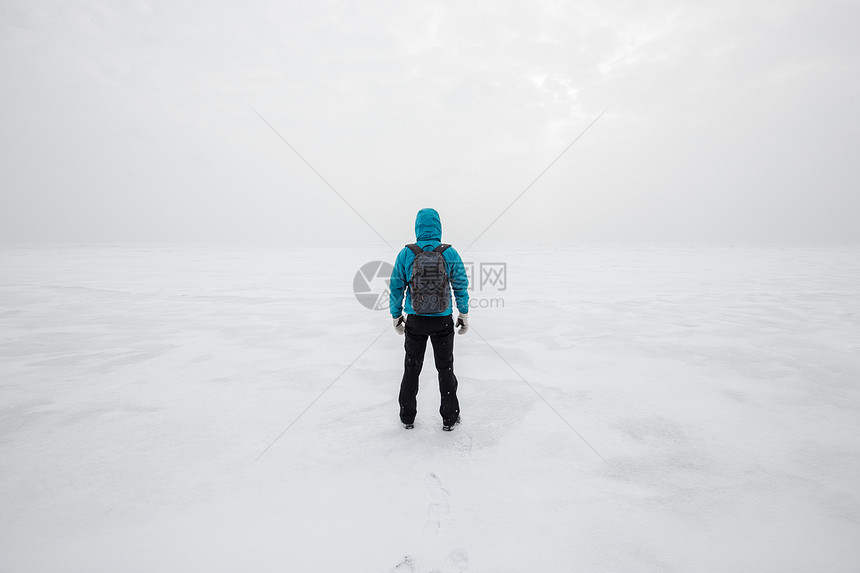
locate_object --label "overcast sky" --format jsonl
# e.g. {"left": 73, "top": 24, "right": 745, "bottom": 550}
{"left": 1, "top": 0, "right": 858, "bottom": 245}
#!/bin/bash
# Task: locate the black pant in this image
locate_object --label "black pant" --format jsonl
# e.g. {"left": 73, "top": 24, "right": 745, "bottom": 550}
{"left": 399, "top": 314, "right": 460, "bottom": 425}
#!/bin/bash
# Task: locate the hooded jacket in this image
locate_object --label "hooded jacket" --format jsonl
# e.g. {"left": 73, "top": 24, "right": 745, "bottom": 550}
{"left": 389, "top": 208, "right": 470, "bottom": 317}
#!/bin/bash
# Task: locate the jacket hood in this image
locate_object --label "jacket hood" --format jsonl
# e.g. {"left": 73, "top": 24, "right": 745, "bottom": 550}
{"left": 414, "top": 208, "right": 442, "bottom": 241}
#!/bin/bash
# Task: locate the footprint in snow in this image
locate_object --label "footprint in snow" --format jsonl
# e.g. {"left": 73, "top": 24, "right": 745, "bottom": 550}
{"left": 423, "top": 472, "right": 451, "bottom": 534}
{"left": 444, "top": 548, "right": 469, "bottom": 572}
{"left": 391, "top": 555, "right": 415, "bottom": 573}
{"left": 427, "top": 549, "right": 470, "bottom": 573}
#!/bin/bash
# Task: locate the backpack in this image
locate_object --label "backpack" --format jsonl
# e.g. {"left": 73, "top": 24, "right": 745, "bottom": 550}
{"left": 406, "top": 243, "right": 451, "bottom": 314}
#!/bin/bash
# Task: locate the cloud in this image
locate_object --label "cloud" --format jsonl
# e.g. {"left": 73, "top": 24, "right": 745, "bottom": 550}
{"left": 1, "top": 0, "right": 857, "bottom": 243}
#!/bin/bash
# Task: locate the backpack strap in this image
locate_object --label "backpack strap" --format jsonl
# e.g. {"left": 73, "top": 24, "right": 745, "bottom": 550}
{"left": 407, "top": 243, "right": 450, "bottom": 254}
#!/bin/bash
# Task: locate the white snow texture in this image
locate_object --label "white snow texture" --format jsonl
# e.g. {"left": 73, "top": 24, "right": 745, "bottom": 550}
{"left": 1, "top": 244, "right": 859, "bottom": 572}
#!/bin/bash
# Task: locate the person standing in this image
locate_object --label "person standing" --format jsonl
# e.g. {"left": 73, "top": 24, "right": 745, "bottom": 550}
{"left": 389, "top": 208, "right": 470, "bottom": 431}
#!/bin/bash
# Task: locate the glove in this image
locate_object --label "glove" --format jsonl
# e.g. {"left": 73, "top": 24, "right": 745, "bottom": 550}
{"left": 393, "top": 315, "right": 405, "bottom": 335}
{"left": 455, "top": 313, "right": 469, "bottom": 335}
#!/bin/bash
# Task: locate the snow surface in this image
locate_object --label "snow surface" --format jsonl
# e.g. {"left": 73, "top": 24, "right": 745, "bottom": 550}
{"left": 1, "top": 244, "right": 859, "bottom": 572}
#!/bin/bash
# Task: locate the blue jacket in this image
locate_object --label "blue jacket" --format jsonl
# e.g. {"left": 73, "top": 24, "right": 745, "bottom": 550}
{"left": 389, "top": 208, "right": 469, "bottom": 317}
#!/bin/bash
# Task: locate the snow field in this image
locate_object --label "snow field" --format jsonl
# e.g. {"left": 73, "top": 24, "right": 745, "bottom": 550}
{"left": 1, "top": 244, "right": 859, "bottom": 571}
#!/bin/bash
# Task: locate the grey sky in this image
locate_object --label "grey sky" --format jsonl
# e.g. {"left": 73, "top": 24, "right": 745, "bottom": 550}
{"left": 1, "top": 0, "right": 858, "bottom": 244}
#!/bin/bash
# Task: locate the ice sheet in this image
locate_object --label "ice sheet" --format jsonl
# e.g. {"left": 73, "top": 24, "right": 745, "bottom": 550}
{"left": 1, "top": 244, "right": 859, "bottom": 572}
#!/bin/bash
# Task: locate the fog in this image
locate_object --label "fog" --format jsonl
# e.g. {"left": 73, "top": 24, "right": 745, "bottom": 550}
{"left": 1, "top": 0, "right": 858, "bottom": 245}
{"left": 3, "top": 4, "right": 860, "bottom": 570}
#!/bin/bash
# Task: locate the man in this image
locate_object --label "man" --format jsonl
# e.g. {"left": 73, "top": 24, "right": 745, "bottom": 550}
{"left": 389, "top": 208, "right": 470, "bottom": 431}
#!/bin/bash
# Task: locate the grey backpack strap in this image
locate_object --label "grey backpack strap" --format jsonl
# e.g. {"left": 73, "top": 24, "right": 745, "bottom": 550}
{"left": 433, "top": 244, "right": 451, "bottom": 253}
{"left": 406, "top": 244, "right": 423, "bottom": 255}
